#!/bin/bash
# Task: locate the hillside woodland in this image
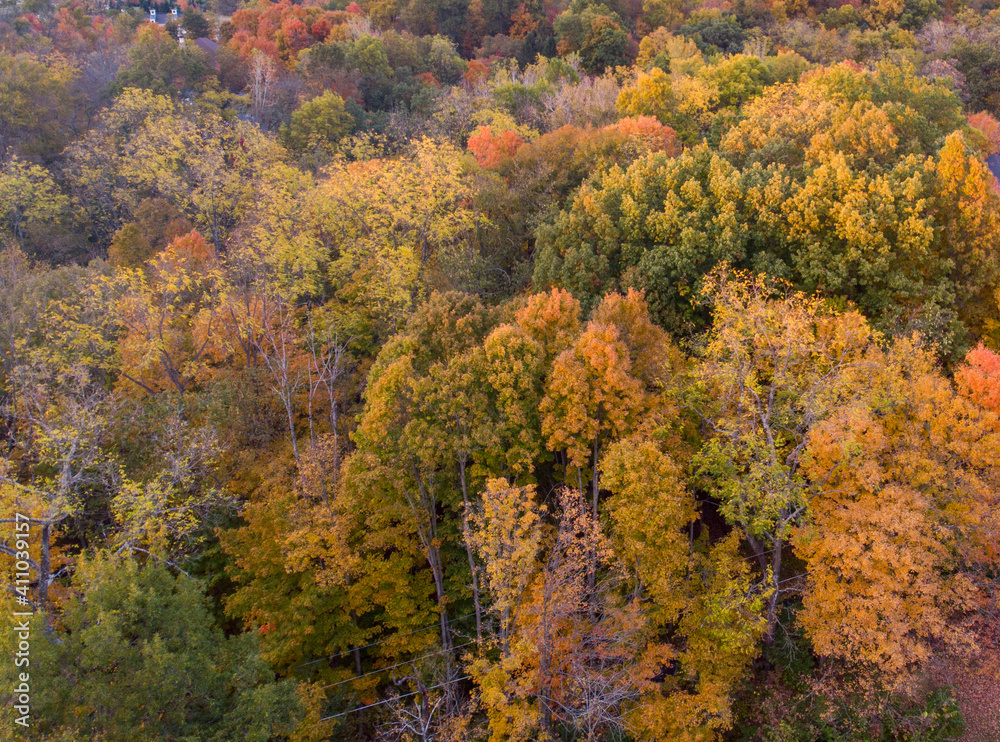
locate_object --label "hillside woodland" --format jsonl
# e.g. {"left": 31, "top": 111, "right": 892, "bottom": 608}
{"left": 1, "top": 0, "right": 1000, "bottom": 738}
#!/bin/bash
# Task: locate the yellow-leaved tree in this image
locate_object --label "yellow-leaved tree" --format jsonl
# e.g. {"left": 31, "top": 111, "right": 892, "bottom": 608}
{"left": 315, "top": 138, "right": 482, "bottom": 336}
{"left": 690, "top": 269, "right": 877, "bottom": 642}
{"left": 68, "top": 87, "right": 285, "bottom": 250}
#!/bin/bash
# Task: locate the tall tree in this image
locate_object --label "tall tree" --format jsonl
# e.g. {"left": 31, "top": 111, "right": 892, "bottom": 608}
{"left": 690, "top": 270, "right": 876, "bottom": 640}
{"left": 795, "top": 336, "right": 1000, "bottom": 685}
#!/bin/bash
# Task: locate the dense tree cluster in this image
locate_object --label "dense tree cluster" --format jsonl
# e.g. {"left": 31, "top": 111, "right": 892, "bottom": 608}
{"left": 1, "top": 0, "right": 1000, "bottom": 739}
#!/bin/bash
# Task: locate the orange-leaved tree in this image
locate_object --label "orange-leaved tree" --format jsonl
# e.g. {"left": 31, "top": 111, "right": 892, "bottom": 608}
{"left": 796, "top": 336, "right": 1000, "bottom": 686}
{"left": 115, "top": 230, "right": 224, "bottom": 396}
{"left": 956, "top": 343, "right": 1000, "bottom": 415}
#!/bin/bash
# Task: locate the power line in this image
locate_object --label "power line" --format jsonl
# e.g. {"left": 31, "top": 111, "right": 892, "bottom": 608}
{"left": 310, "top": 550, "right": 813, "bottom": 721}
{"left": 296, "top": 545, "right": 804, "bottom": 672}
{"left": 320, "top": 641, "right": 476, "bottom": 690}
{"left": 291, "top": 612, "right": 477, "bottom": 671}
{"left": 297, "top": 547, "right": 802, "bottom": 672}
{"left": 319, "top": 675, "right": 472, "bottom": 721}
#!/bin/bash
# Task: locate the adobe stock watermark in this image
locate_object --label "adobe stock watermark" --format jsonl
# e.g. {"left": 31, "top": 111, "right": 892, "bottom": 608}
{"left": 11, "top": 513, "right": 31, "bottom": 729}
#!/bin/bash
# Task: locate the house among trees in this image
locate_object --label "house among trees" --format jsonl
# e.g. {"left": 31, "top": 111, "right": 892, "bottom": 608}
{"left": 191, "top": 36, "right": 219, "bottom": 62}
{"left": 148, "top": 6, "right": 180, "bottom": 24}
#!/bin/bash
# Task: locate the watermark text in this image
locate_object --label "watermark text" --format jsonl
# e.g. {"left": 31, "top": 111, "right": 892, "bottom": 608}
{"left": 11, "top": 513, "right": 31, "bottom": 729}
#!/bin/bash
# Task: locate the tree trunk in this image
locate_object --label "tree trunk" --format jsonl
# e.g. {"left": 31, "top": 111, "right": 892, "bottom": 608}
{"left": 411, "top": 468, "right": 451, "bottom": 651}
{"left": 591, "top": 436, "right": 600, "bottom": 518}
{"left": 428, "top": 546, "right": 451, "bottom": 651}
{"left": 763, "top": 537, "right": 783, "bottom": 644}
{"left": 538, "top": 579, "right": 554, "bottom": 735}
{"left": 284, "top": 393, "right": 300, "bottom": 469}
{"left": 458, "top": 454, "right": 482, "bottom": 644}
{"left": 588, "top": 436, "right": 600, "bottom": 593}
{"left": 350, "top": 609, "right": 363, "bottom": 675}
{"left": 38, "top": 521, "right": 50, "bottom": 612}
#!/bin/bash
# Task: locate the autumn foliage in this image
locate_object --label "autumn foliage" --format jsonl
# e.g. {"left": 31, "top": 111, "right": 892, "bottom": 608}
{"left": 468, "top": 124, "right": 525, "bottom": 167}
{"left": 957, "top": 343, "right": 1000, "bottom": 413}
{"left": 3, "top": 1, "right": 1000, "bottom": 738}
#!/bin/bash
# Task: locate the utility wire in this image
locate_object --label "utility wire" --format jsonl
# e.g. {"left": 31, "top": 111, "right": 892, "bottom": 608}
{"left": 319, "top": 675, "right": 472, "bottom": 721}
{"left": 297, "top": 545, "right": 803, "bottom": 671}
{"left": 320, "top": 641, "right": 476, "bottom": 691}
{"left": 291, "top": 612, "right": 477, "bottom": 671}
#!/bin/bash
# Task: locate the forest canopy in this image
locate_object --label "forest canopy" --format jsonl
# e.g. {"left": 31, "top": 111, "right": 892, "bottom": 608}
{"left": 1, "top": 0, "right": 1000, "bottom": 739}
